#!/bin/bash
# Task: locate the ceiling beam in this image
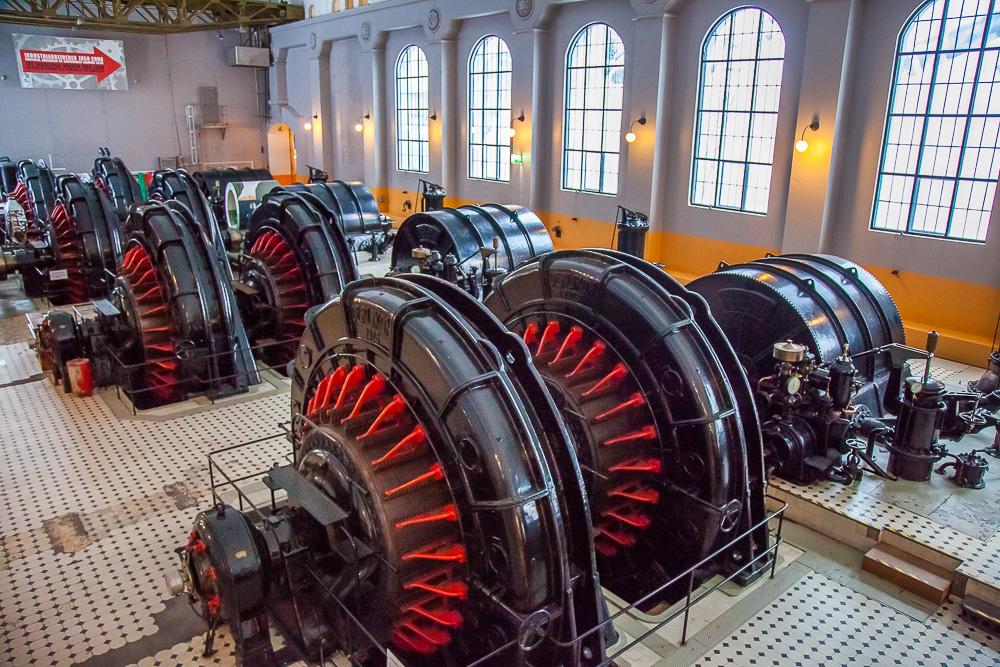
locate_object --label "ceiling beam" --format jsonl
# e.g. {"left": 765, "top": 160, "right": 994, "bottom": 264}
{"left": 0, "top": 0, "right": 303, "bottom": 34}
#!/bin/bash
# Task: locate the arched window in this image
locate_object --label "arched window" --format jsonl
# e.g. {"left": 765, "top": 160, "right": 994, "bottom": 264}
{"left": 562, "top": 23, "right": 625, "bottom": 195}
{"left": 691, "top": 7, "right": 785, "bottom": 214}
{"left": 872, "top": 0, "right": 999, "bottom": 242}
{"left": 468, "top": 35, "right": 513, "bottom": 182}
{"left": 395, "top": 45, "right": 429, "bottom": 173}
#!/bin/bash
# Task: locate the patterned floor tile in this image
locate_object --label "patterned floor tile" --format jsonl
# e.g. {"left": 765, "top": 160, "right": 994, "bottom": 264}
{"left": 693, "top": 571, "right": 999, "bottom": 666}
{"left": 0, "top": 341, "right": 42, "bottom": 385}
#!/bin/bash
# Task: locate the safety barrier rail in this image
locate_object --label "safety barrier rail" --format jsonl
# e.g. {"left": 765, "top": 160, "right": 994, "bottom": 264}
{"left": 202, "top": 422, "right": 789, "bottom": 666}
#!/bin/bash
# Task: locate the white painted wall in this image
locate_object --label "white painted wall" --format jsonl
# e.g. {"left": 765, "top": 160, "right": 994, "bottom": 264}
{"left": 661, "top": 0, "right": 809, "bottom": 251}
{"left": 830, "top": 0, "right": 1000, "bottom": 288}
{"left": 267, "top": 0, "right": 1000, "bottom": 290}
{"left": 0, "top": 24, "right": 266, "bottom": 173}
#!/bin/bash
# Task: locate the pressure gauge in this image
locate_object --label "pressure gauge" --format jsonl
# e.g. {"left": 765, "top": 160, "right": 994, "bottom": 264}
{"left": 785, "top": 375, "right": 801, "bottom": 395}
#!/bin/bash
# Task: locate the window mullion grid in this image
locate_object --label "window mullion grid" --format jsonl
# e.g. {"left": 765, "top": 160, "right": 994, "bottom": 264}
{"left": 599, "top": 33, "right": 612, "bottom": 194}
{"left": 422, "top": 69, "right": 429, "bottom": 171}
{"left": 691, "top": 58, "right": 707, "bottom": 205}
{"left": 485, "top": 63, "right": 493, "bottom": 180}
{"left": 569, "top": 49, "right": 577, "bottom": 189}
{"left": 740, "top": 11, "right": 765, "bottom": 212}
{"left": 396, "top": 67, "right": 404, "bottom": 169}
{"left": 897, "top": 45, "right": 1000, "bottom": 57}
{"left": 477, "top": 42, "right": 485, "bottom": 179}
{"left": 490, "top": 65, "right": 498, "bottom": 180}
{"left": 479, "top": 69, "right": 486, "bottom": 178}
{"left": 904, "top": 0, "right": 951, "bottom": 235}
{"left": 503, "top": 64, "right": 512, "bottom": 181}
{"left": 469, "top": 69, "right": 475, "bottom": 179}
{"left": 874, "top": 32, "right": 910, "bottom": 231}
{"left": 944, "top": 0, "right": 994, "bottom": 239}
{"left": 715, "top": 19, "right": 736, "bottom": 208}
{"left": 580, "top": 34, "right": 591, "bottom": 192}
{"left": 489, "top": 66, "right": 495, "bottom": 179}
{"left": 479, "top": 69, "right": 486, "bottom": 177}
{"left": 479, "top": 67, "right": 487, "bottom": 179}
{"left": 565, "top": 37, "right": 586, "bottom": 191}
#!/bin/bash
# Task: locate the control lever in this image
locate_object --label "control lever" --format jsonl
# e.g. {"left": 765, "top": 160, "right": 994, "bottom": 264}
{"left": 922, "top": 330, "right": 938, "bottom": 384}
{"left": 852, "top": 337, "right": 937, "bottom": 370}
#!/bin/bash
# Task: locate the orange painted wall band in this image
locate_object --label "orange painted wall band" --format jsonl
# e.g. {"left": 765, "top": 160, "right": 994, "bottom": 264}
{"left": 370, "top": 187, "right": 997, "bottom": 366}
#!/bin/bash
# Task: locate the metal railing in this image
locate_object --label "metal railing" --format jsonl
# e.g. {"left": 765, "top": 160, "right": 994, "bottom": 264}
{"left": 207, "top": 429, "right": 295, "bottom": 518}
{"left": 201, "top": 427, "right": 789, "bottom": 666}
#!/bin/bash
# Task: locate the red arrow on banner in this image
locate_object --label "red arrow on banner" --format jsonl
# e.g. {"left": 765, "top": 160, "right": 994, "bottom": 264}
{"left": 19, "top": 46, "right": 122, "bottom": 82}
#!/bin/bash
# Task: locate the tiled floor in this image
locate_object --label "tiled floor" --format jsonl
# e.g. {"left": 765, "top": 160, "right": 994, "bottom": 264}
{"left": 0, "top": 341, "right": 43, "bottom": 386}
{"left": 0, "top": 276, "right": 997, "bottom": 667}
{"left": 692, "top": 572, "right": 999, "bottom": 667}
{"left": 0, "top": 358, "right": 290, "bottom": 665}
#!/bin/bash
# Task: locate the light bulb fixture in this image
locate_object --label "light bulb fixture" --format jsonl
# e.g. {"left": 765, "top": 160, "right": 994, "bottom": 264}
{"left": 355, "top": 113, "right": 370, "bottom": 133}
{"left": 625, "top": 113, "right": 646, "bottom": 144}
{"left": 795, "top": 118, "right": 820, "bottom": 153}
{"left": 507, "top": 111, "right": 526, "bottom": 140}
{"left": 304, "top": 114, "right": 317, "bottom": 131}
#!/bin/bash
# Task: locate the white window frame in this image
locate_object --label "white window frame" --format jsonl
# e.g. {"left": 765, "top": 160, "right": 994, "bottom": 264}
{"left": 395, "top": 44, "right": 430, "bottom": 173}
{"left": 689, "top": 7, "right": 785, "bottom": 215}
{"left": 468, "top": 35, "right": 513, "bottom": 183}
{"left": 870, "top": 0, "right": 999, "bottom": 243}
{"left": 562, "top": 22, "right": 626, "bottom": 195}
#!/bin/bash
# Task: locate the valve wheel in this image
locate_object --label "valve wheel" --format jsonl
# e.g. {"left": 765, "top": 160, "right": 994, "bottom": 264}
{"left": 299, "top": 357, "right": 468, "bottom": 655}
{"left": 518, "top": 315, "right": 660, "bottom": 558}
{"left": 118, "top": 242, "right": 178, "bottom": 404}
{"left": 46, "top": 200, "right": 87, "bottom": 304}
{"left": 245, "top": 230, "right": 309, "bottom": 365}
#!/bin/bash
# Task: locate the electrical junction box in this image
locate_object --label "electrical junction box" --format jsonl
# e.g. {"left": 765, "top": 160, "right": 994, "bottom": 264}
{"left": 227, "top": 46, "right": 270, "bottom": 68}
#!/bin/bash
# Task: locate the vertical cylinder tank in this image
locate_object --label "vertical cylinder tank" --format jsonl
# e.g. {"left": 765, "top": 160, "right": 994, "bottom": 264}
{"left": 887, "top": 378, "right": 946, "bottom": 481}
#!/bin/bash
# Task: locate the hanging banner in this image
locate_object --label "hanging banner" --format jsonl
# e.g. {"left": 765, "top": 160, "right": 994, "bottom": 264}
{"left": 13, "top": 33, "right": 127, "bottom": 91}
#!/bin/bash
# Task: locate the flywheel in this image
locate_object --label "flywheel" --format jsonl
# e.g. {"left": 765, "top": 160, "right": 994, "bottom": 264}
{"left": 111, "top": 202, "right": 255, "bottom": 407}
{"left": 240, "top": 189, "right": 359, "bottom": 369}
{"left": 484, "top": 249, "right": 769, "bottom": 603}
{"left": 289, "top": 275, "right": 605, "bottom": 663}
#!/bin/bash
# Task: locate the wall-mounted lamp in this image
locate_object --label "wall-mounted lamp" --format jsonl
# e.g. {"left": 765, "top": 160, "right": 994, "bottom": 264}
{"left": 506, "top": 111, "right": 526, "bottom": 140}
{"left": 304, "top": 113, "right": 317, "bottom": 131}
{"left": 430, "top": 110, "right": 438, "bottom": 121}
{"left": 354, "top": 113, "right": 370, "bottom": 133}
{"left": 795, "top": 118, "right": 820, "bottom": 153}
{"left": 625, "top": 114, "right": 646, "bottom": 143}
